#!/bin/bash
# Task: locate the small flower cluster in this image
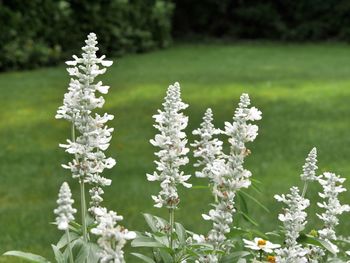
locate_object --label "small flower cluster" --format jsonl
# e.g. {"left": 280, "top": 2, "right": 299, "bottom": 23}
{"left": 194, "top": 94, "right": 261, "bottom": 254}
{"left": 147, "top": 82, "right": 191, "bottom": 209}
{"left": 300, "top": 147, "right": 318, "bottom": 183}
{"left": 91, "top": 207, "right": 136, "bottom": 263}
{"left": 274, "top": 187, "right": 310, "bottom": 263}
{"left": 191, "top": 108, "right": 223, "bottom": 181}
{"left": 54, "top": 182, "right": 77, "bottom": 231}
{"left": 317, "top": 172, "right": 350, "bottom": 242}
{"left": 56, "top": 32, "right": 116, "bottom": 213}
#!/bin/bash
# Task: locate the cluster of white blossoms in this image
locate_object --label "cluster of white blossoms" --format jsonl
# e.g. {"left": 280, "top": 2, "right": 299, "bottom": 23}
{"left": 54, "top": 33, "right": 135, "bottom": 261}
{"left": 274, "top": 187, "right": 310, "bottom": 263}
{"left": 194, "top": 94, "right": 261, "bottom": 254}
{"left": 91, "top": 207, "right": 136, "bottom": 263}
{"left": 147, "top": 82, "right": 191, "bottom": 209}
{"left": 56, "top": 32, "right": 116, "bottom": 213}
{"left": 301, "top": 147, "right": 318, "bottom": 183}
{"left": 317, "top": 172, "right": 350, "bottom": 242}
{"left": 191, "top": 108, "right": 223, "bottom": 181}
{"left": 54, "top": 182, "right": 77, "bottom": 231}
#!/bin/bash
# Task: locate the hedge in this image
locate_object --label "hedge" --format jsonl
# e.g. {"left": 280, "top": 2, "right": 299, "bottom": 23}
{"left": 0, "top": 0, "right": 174, "bottom": 71}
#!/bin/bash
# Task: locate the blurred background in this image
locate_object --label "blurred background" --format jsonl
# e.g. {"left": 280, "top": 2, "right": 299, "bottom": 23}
{"left": 0, "top": 0, "right": 350, "bottom": 262}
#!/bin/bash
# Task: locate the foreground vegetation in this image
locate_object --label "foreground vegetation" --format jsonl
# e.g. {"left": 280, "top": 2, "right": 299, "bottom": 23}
{"left": 0, "top": 42, "right": 350, "bottom": 262}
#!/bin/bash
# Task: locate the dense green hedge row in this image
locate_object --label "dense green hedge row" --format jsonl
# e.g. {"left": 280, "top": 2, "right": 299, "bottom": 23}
{"left": 172, "top": 0, "right": 350, "bottom": 41}
{"left": 0, "top": 0, "right": 173, "bottom": 71}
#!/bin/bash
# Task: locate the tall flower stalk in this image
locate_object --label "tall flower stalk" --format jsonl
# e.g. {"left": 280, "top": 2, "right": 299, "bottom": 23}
{"left": 192, "top": 108, "right": 223, "bottom": 181}
{"left": 194, "top": 94, "right": 261, "bottom": 259}
{"left": 56, "top": 33, "right": 116, "bottom": 242}
{"left": 300, "top": 147, "right": 318, "bottom": 197}
{"left": 274, "top": 187, "right": 310, "bottom": 263}
{"left": 54, "top": 182, "right": 76, "bottom": 263}
{"left": 317, "top": 172, "right": 350, "bottom": 244}
{"left": 146, "top": 82, "right": 191, "bottom": 249}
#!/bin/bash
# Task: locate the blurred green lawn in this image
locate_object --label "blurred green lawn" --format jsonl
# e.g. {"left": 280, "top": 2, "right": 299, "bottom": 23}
{"left": 0, "top": 42, "right": 350, "bottom": 262}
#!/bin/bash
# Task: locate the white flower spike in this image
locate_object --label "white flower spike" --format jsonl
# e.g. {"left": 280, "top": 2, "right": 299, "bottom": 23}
{"left": 274, "top": 186, "right": 309, "bottom": 262}
{"left": 301, "top": 147, "right": 318, "bottom": 183}
{"left": 317, "top": 172, "right": 350, "bottom": 241}
{"left": 191, "top": 108, "right": 223, "bottom": 180}
{"left": 54, "top": 182, "right": 77, "bottom": 231}
{"left": 147, "top": 82, "right": 191, "bottom": 209}
{"left": 56, "top": 33, "right": 116, "bottom": 213}
{"left": 199, "top": 93, "right": 261, "bottom": 253}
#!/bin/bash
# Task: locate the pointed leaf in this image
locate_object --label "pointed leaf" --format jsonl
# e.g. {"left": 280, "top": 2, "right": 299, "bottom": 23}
{"left": 131, "top": 236, "right": 165, "bottom": 248}
{"left": 3, "top": 251, "right": 50, "bottom": 263}
{"left": 131, "top": 253, "right": 156, "bottom": 263}
{"left": 143, "top": 213, "right": 158, "bottom": 232}
{"left": 175, "top": 222, "right": 186, "bottom": 245}
{"left": 239, "top": 190, "right": 269, "bottom": 213}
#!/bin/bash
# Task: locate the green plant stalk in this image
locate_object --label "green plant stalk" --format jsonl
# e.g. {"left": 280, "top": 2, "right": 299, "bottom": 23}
{"left": 71, "top": 123, "right": 88, "bottom": 243}
{"left": 80, "top": 180, "right": 88, "bottom": 242}
{"left": 302, "top": 182, "right": 308, "bottom": 198}
{"left": 259, "top": 250, "right": 263, "bottom": 261}
{"left": 169, "top": 208, "right": 175, "bottom": 250}
{"left": 66, "top": 229, "right": 74, "bottom": 263}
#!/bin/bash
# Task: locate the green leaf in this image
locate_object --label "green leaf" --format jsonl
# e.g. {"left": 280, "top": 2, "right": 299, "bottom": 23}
{"left": 238, "top": 211, "right": 259, "bottom": 226}
{"left": 238, "top": 192, "right": 248, "bottom": 214}
{"left": 175, "top": 222, "right": 187, "bottom": 245}
{"left": 143, "top": 213, "right": 159, "bottom": 232}
{"left": 297, "top": 234, "right": 338, "bottom": 254}
{"left": 3, "top": 251, "right": 50, "bottom": 263}
{"left": 74, "top": 242, "right": 89, "bottom": 263}
{"left": 51, "top": 245, "right": 65, "bottom": 263}
{"left": 131, "top": 236, "right": 166, "bottom": 248}
{"left": 159, "top": 249, "right": 173, "bottom": 263}
{"left": 239, "top": 190, "right": 270, "bottom": 213}
{"left": 131, "top": 253, "right": 156, "bottom": 263}
{"left": 86, "top": 243, "right": 101, "bottom": 263}
{"left": 56, "top": 232, "right": 80, "bottom": 249}
{"left": 220, "top": 251, "right": 250, "bottom": 263}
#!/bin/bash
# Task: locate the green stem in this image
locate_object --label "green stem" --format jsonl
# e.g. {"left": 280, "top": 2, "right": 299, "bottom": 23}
{"left": 71, "top": 123, "right": 88, "bottom": 243}
{"left": 71, "top": 123, "right": 76, "bottom": 143}
{"left": 259, "top": 250, "right": 263, "bottom": 261}
{"left": 66, "top": 229, "right": 74, "bottom": 263}
{"left": 302, "top": 182, "right": 308, "bottom": 198}
{"left": 169, "top": 208, "right": 175, "bottom": 250}
{"left": 80, "top": 180, "right": 88, "bottom": 242}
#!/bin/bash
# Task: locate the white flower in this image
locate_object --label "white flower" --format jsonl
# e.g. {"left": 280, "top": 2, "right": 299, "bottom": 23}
{"left": 192, "top": 234, "right": 207, "bottom": 243}
{"left": 54, "top": 182, "right": 77, "bottom": 231}
{"left": 91, "top": 207, "right": 136, "bottom": 263}
{"left": 195, "top": 254, "right": 219, "bottom": 263}
{"left": 191, "top": 108, "right": 223, "bottom": 180}
{"left": 274, "top": 186, "right": 309, "bottom": 262}
{"left": 147, "top": 82, "right": 191, "bottom": 209}
{"left": 198, "top": 94, "right": 261, "bottom": 252}
{"left": 56, "top": 33, "right": 116, "bottom": 213}
{"left": 243, "top": 237, "right": 280, "bottom": 253}
{"left": 300, "top": 147, "right": 318, "bottom": 182}
{"left": 275, "top": 246, "right": 309, "bottom": 263}
{"left": 317, "top": 172, "right": 350, "bottom": 241}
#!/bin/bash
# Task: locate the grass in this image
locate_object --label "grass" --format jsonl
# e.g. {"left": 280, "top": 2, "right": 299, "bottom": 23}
{"left": 0, "top": 42, "right": 350, "bottom": 262}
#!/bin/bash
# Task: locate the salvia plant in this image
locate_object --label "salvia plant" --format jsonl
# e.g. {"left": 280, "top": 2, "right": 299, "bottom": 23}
{"left": 2, "top": 33, "right": 350, "bottom": 263}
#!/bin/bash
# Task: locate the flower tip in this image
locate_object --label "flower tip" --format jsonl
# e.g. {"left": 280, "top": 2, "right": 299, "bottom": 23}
{"left": 101, "top": 60, "right": 113, "bottom": 67}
